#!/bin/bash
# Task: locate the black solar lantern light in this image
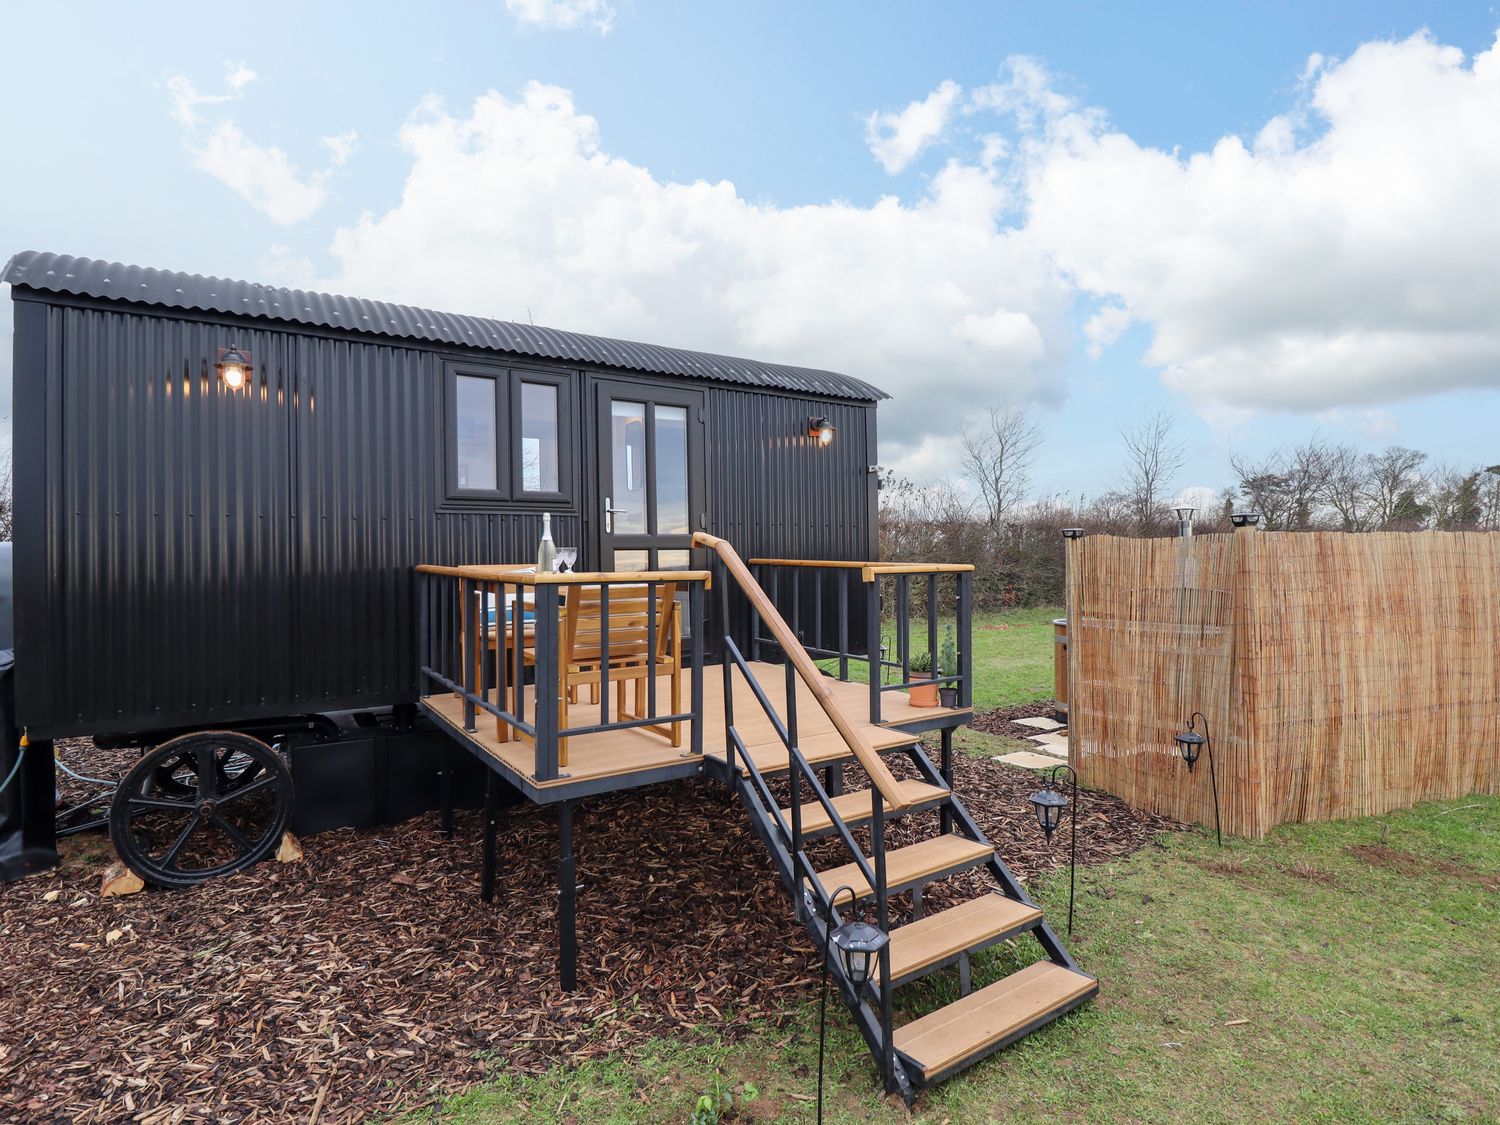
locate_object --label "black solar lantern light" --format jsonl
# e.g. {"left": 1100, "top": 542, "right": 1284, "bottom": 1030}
{"left": 1174, "top": 711, "right": 1223, "bottom": 847}
{"left": 1174, "top": 727, "right": 1206, "bottom": 771}
{"left": 831, "top": 918, "right": 889, "bottom": 988}
{"left": 816, "top": 885, "right": 888, "bottom": 1124}
{"left": 808, "top": 415, "right": 836, "bottom": 447}
{"left": 1028, "top": 786, "right": 1068, "bottom": 840}
{"left": 216, "top": 345, "right": 252, "bottom": 391}
{"left": 1230, "top": 512, "right": 1262, "bottom": 528}
{"left": 1027, "top": 764, "right": 1080, "bottom": 934}
{"left": 1061, "top": 527, "right": 1085, "bottom": 540}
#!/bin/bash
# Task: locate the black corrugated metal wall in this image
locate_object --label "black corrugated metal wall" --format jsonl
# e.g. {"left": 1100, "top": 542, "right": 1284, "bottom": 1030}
{"left": 14, "top": 297, "right": 872, "bottom": 739}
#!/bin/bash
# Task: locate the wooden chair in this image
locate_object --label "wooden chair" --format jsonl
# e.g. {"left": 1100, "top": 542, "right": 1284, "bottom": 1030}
{"left": 559, "top": 583, "right": 683, "bottom": 754}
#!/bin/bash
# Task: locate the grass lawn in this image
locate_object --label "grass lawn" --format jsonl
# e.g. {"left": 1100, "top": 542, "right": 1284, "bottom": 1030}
{"left": 816, "top": 605, "right": 1064, "bottom": 712}
{"left": 418, "top": 797, "right": 1500, "bottom": 1124}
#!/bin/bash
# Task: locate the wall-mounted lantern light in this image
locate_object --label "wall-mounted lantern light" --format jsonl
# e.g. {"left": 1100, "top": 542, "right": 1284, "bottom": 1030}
{"left": 217, "top": 346, "right": 252, "bottom": 391}
{"left": 808, "top": 416, "right": 835, "bottom": 446}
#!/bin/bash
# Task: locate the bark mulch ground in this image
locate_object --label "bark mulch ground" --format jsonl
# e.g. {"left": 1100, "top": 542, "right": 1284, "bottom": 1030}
{"left": 2, "top": 737, "right": 1181, "bottom": 1124}
{"left": 969, "top": 700, "right": 1066, "bottom": 741}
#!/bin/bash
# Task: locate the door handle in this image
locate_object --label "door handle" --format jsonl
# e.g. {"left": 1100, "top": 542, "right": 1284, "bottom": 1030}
{"left": 604, "top": 496, "right": 627, "bottom": 533}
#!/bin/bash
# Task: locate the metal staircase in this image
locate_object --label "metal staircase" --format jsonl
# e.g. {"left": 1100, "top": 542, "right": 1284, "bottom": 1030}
{"left": 695, "top": 533, "right": 1097, "bottom": 1102}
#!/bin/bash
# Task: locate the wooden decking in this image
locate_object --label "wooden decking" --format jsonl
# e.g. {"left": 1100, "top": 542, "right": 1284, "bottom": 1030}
{"left": 420, "top": 661, "right": 968, "bottom": 795}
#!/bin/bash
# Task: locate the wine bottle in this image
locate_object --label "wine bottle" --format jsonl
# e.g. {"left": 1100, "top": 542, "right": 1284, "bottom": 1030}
{"left": 537, "top": 511, "right": 556, "bottom": 573}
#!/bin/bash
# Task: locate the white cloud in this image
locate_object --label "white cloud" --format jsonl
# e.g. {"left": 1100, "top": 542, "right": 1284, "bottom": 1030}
{"left": 322, "top": 82, "right": 1069, "bottom": 447}
{"left": 167, "top": 66, "right": 355, "bottom": 225}
{"left": 1018, "top": 31, "right": 1500, "bottom": 413}
{"left": 190, "top": 122, "right": 332, "bottom": 226}
{"left": 303, "top": 31, "right": 1499, "bottom": 470}
{"left": 323, "top": 131, "right": 358, "bottom": 167}
{"left": 505, "top": 0, "right": 614, "bottom": 33}
{"left": 224, "top": 62, "right": 257, "bottom": 93}
{"left": 169, "top": 61, "right": 257, "bottom": 126}
{"left": 1316, "top": 406, "right": 1398, "bottom": 441}
{"left": 865, "top": 80, "right": 963, "bottom": 173}
{"left": 1173, "top": 485, "right": 1223, "bottom": 514}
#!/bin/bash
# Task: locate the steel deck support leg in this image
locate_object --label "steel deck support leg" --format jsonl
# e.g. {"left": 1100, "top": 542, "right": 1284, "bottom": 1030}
{"left": 940, "top": 727, "right": 954, "bottom": 835}
{"left": 440, "top": 745, "right": 455, "bottom": 839}
{"left": 558, "top": 800, "right": 578, "bottom": 991}
{"left": 481, "top": 773, "right": 498, "bottom": 903}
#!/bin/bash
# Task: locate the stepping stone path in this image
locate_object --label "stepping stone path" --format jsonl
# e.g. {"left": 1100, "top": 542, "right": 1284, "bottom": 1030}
{"left": 994, "top": 713, "right": 1070, "bottom": 770}
{"left": 994, "top": 749, "right": 1067, "bottom": 770}
{"left": 1014, "top": 716, "right": 1063, "bottom": 731}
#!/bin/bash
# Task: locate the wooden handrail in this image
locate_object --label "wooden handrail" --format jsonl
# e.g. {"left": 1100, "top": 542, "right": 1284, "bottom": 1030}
{"left": 416, "top": 564, "right": 712, "bottom": 587}
{"left": 747, "top": 557, "right": 975, "bottom": 583}
{"left": 695, "top": 532, "right": 912, "bottom": 812}
{"left": 747, "top": 558, "right": 871, "bottom": 569}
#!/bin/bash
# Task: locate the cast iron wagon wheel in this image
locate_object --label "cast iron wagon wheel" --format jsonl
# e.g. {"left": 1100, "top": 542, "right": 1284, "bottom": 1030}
{"left": 108, "top": 731, "right": 293, "bottom": 889}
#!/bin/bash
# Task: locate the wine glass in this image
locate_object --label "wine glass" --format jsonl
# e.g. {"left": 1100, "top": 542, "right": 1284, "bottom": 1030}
{"left": 555, "top": 547, "right": 578, "bottom": 573}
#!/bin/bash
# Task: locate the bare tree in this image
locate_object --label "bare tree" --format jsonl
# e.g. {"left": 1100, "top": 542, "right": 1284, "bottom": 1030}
{"left": 1364, "top": 446, "right": 1429, "bottom": 529}
{"left": 1229, "top": 451, "right": 1296, "bottom": 530}
{"left": 1320, "top": 443, "right": 1373, "bottom": 531}
{"left": 1482, "top": 465, "right": 1500, "bottom": 531}
{"left": 0, "top": 448, "right": 12, "bottom": 542}
{"left": 1118, "top": 410, "right": 1187, "bottom": 534}
{"left": 1230, "top": 437, "right": 1334, "bottom": 531}
{"left": 959, "top": 404, "right": 1044, "bottom": 529}
{"left": 1427, "top": 463, "right": 1483, "bottom": 530}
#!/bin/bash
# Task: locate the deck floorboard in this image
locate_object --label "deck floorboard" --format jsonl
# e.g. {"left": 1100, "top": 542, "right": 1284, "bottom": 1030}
{"left": 421, "top": 662, "right": 956, "bottom": 791}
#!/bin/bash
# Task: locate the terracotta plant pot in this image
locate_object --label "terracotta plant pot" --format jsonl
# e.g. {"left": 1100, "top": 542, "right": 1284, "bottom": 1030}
{"left": 909, "top": 674, "right": 940, "bottom": 708}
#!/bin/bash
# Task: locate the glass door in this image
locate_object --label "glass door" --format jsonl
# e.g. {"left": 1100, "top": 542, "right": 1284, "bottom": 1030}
{"left": 595, "top": 381, "right": 706, "bottom": 571}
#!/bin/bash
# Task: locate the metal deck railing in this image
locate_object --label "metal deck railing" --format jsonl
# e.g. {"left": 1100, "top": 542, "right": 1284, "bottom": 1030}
{"left": 745, "top": 558, "right": 975, "bottom": 723}
{"left": 415, "top": 564, "right": 710, "bottom": 782}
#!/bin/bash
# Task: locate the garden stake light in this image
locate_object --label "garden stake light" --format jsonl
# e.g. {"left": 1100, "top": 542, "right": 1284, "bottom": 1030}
{"left": 1174, "top": 712, "right": 1222, "bottom": 847}
{"left": 817, "top": 884, "right": 888, "bottom": 1125}
{"left": 1027, "top": 764, "right": 1079, "bottom": 934}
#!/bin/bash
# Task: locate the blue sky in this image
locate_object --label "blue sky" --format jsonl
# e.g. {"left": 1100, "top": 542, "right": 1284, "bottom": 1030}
{"left": 4, "top": 1, "right": 1498, "bottom": 503}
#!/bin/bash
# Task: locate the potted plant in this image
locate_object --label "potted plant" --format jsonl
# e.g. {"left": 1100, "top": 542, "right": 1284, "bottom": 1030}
{"left": 908, "top": 650, "right": 940, "bottom": 707}
{"left": 938, "top": 626, "right": 959, "bottom": 709}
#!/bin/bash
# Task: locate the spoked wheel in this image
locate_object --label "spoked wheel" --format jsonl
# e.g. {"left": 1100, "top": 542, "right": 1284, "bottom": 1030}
{"left": 109, "top": 731, "right": 293, "bottom": 889}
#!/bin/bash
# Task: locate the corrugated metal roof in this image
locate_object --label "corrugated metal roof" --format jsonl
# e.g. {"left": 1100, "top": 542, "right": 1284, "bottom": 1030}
{"left": 2, "top": 250, "right": 887, "bottom": 401}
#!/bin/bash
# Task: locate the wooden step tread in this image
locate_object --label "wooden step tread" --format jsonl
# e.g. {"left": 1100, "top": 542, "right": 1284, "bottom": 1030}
{"left": 894, "top": 961, "right": 1097, "bottom": 1079}
{"left": 887, "top": 894, "right": 1043, "bottom": 982}
{"left": 707, "top": 728, "right": 916, "bottom": 777}
{"left": 820, "top": 835, "right": 993, "bottom": 905}
{"left": 781, "top": 780, "right": 949, "bottom": 835}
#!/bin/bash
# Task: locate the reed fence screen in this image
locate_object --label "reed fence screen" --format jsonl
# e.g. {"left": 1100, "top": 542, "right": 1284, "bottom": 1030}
{"left": 1066, "top": 530, "right": 1500, "bottom": 837}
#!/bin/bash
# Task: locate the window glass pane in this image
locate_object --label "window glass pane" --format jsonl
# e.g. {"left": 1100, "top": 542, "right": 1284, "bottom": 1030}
{"left": 455, "top": 376, "right": 497, "bottom": 491}
{"left": 610, "top": 401, "right": 647, "bottom": 535}
{"left": 655, "top": 405, "right": 689, "bottom": 535}
{"left": 519, "top": 382, "right": 560, "bottom": 493}
{"left": 657, "top": 549, "right": 690, "bottom": 569}
{"left": 613, "top": 549, "right": 649, "bottom": 571}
